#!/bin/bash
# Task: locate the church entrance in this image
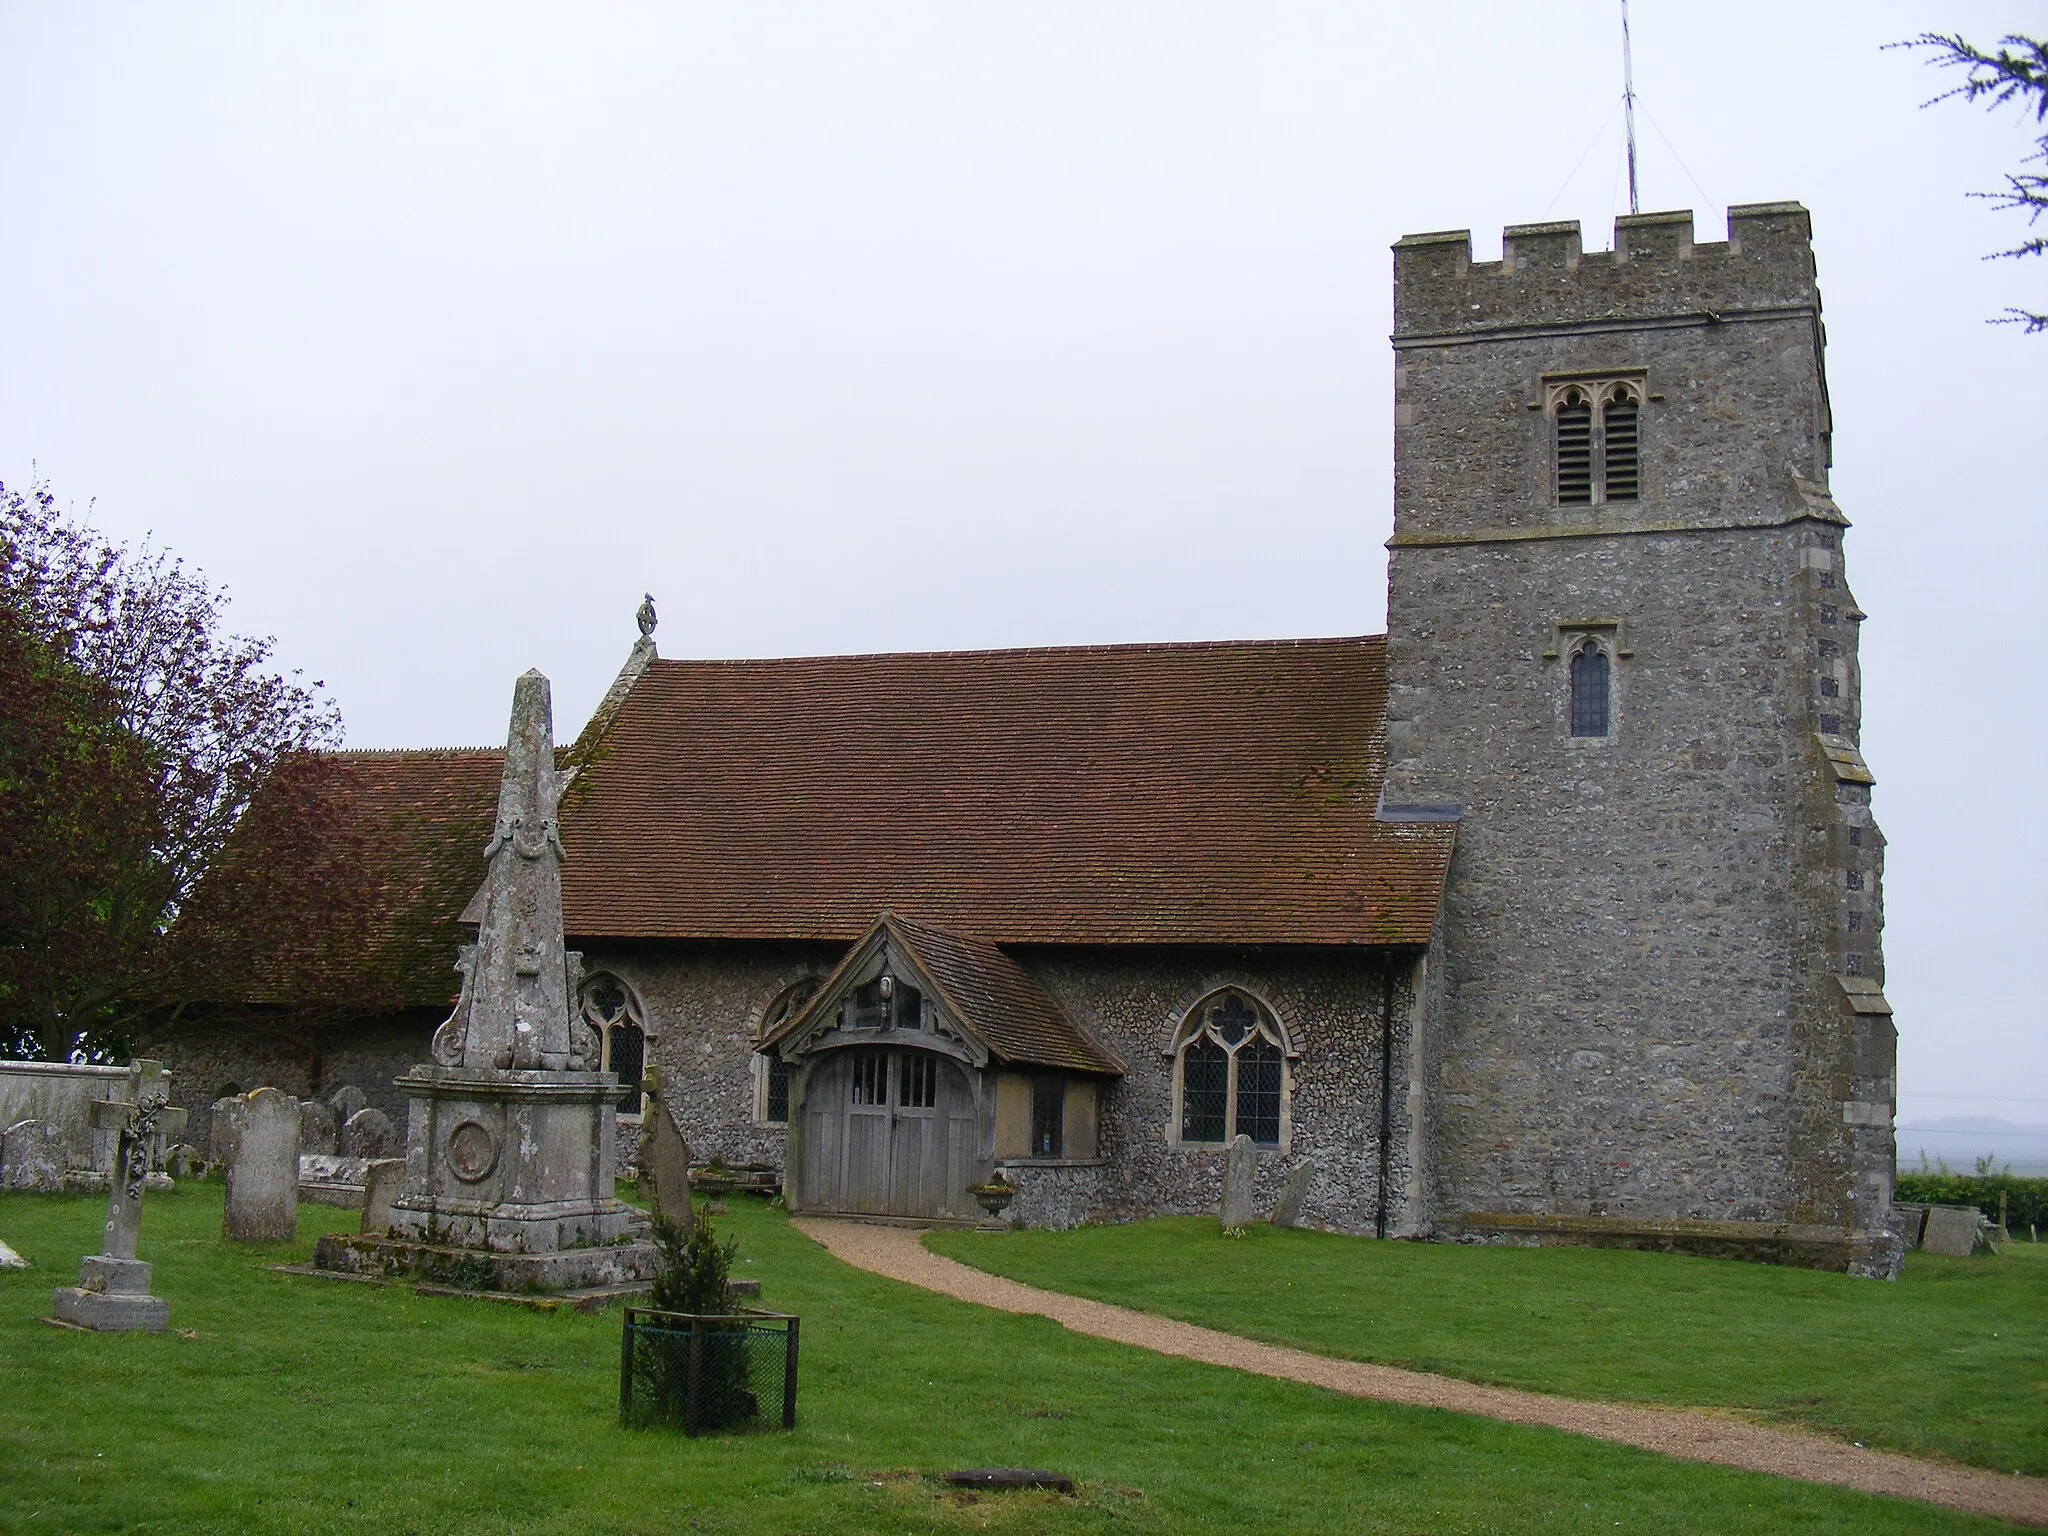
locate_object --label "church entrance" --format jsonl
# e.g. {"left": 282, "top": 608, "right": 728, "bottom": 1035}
{"left": 796, "top": 1046, "right": 980, "bottom": 1220}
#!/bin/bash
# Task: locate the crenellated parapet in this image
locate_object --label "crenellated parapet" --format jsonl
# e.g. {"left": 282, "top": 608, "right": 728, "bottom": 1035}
{"left": 1393, "top": 204, "right": 1817, "bottom": 341}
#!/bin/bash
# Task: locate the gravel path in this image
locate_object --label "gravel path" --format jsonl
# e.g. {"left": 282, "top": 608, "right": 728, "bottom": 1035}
{"left": 794, "top": 1217, "right": 2047, "bottom": 1528}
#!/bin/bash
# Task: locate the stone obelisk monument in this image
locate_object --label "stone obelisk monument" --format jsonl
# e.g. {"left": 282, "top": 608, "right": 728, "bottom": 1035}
{"left": 317, "top": 669, "right": 653, "bottom": 1292}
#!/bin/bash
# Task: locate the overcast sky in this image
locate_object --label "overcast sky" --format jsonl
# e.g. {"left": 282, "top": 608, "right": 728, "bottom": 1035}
{"left": 2, "top": 2, "right": 2041, "bottom": 1131}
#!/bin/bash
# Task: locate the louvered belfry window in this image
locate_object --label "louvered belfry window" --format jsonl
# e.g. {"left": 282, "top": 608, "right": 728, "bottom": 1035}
{"left": 1602, "top": 387, "right": 1640, "bottom": 501}
{"left": 1555, "top": 388, "right": 1594, "bottom": 504}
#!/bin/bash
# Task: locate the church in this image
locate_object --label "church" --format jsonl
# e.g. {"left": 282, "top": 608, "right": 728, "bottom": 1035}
{"left": 149, "top": 200, "right": 1899, "bottom": 1272}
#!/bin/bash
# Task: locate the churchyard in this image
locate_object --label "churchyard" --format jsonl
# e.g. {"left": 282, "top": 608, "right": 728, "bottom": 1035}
{"left": 2, "top": 1184, "right": 2038, "bottom": 1535}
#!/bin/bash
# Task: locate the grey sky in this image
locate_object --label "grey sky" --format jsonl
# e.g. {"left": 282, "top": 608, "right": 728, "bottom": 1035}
{"left": 3, "top": 2, "right": 2041, "bottom": 1130}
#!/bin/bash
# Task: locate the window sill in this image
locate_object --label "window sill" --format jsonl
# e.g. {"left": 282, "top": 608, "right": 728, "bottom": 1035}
{"left": 1169, "top": 1140, "right": 1283, "bottom": 1154}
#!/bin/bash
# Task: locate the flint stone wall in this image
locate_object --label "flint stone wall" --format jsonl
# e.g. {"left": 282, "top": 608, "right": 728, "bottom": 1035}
{"left": 586, "top": 940, "right": 1412, "bottom": 1235}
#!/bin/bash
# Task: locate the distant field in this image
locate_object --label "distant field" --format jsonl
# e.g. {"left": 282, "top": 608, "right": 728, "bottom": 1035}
{"left": 928, "top": 1217, "right": 2048, "bottom": 1478}
{"left": 0, "top": 1187, "right": 2015, "bottom": 1534}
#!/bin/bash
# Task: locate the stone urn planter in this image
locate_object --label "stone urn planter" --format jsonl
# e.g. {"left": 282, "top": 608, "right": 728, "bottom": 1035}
{"left": 969, "top": 1181, "right": 1015, "bottom": 1219}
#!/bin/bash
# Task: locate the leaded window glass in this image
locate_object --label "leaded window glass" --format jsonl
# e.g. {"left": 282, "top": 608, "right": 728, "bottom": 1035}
{"left": 1173, "top": 990, "right": 1290, "bottom": 1147}
{"left": 1180, "top": 1039, "right": 1228, "bottom": 1143}
{"left": 607, "top": 1021, "right": 645, "bottom": 1116}
{"left": 764, "top": 1053, "right": 790, "bottom": 1123}
{"left": 1235, "top": 1037, "right": 1283, "bottom": 1147}
{"left": 581, "top": 974, "right": 649, "bottom": 1119}
{"left": 1569, "top": 641, "right": 1610, "bottom": 738}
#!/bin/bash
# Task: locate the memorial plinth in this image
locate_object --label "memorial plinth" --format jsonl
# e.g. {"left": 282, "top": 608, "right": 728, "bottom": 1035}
{"left": 315, "top": 668, "right": 655, "bottom": 1294}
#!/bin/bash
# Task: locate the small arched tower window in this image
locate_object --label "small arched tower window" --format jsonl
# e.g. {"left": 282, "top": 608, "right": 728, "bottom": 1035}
{"left": 1171, "top": 990, "right": 1290, "bottom": 1148}
{"left": 1602, "top": 385, "right": 1640, "bottom": 502}
{"left": 1569, "top": 639, "right": 1611, "bottom": 738}
{"left": 1554, "top": 388, "right": 1593, "bottom": 505}
{"left": 756, "top": 977, "right": 821, "bottom": 1125}
{"left": 580, "top": 974, "right": 647, "bottom": 1118}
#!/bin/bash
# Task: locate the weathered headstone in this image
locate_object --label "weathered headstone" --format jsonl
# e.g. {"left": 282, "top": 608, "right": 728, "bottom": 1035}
{"left": 328, "top": 1084, "right": 369, "bottom": 1127}
{"left": 50, "top": 1059, "right": 185, "bottom": 1332}
{"left": 1271, "top": 1157, "right": 1319, "bottom": 1228}
{"left": 2, "top": 1118, "right": 65, "bottom": 1191}
{"left": 360, "top": 1158, "right": 405, "bottom": 1235}
{"left": 221, "top": 1087, "right": 301, "bottom": 1241}
{"left": 1219, "top": 1133, "right": 1259, "bottom": 1231}
{"left": 298, "top": 1154, "right": 371, "bottom": 1207}
{"left": 636, "top": 1064, "right": 693, "bottom": 1231}
{"left": 1891, "top": 1202, "right": 1929, "bottom": 1250}
{"left": 1921, "top": 1204, "right": 1988, "bottom": 1258}
{"left": 340, "top": 1106, "right": 397, "bottom": 1159}
{"left": 162, "top": 1143, "right": 202, "bottom": 1179}
{"left": 297, "top": 1099, "right": 338, "bottom": 1158}
{"left": 0, "top": 1237, "right": 26, "bottom": 1270}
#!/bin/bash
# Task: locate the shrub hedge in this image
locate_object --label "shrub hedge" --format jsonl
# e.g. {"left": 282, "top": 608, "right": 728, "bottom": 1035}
{"left": 1895, "top": 1173, "right": 2048, "bottom": 1232}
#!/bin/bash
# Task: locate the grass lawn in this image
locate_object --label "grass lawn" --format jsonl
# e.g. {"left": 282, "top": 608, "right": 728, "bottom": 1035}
{"left": 926, "top": 1218, "right": 2048, "bottom": 1479}
{"left": 0, "top": 1188, "right": 2025, "bottom": 1535}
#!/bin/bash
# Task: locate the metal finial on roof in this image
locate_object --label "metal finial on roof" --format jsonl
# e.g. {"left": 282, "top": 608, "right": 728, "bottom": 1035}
{"left": 636, "top": 594, "right": 657, "bottom": 638}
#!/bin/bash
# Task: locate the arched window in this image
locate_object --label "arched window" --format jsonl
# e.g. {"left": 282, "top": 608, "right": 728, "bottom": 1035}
{"left": 1601, "top": 385, "right": 1640, "bottom": 501}
{"left": 756, "top": 978, "right": 821, "bottom": 1125}
{"left": 1554, "top": 387, "right": 1593, "bottom": 505}
{"left": 579, "top": 974, "right": 647, "bottom": 1118}
{"left": 1172, "top": 991, "right": 1289, "bottom": 1148}
{"left": 1569, "top": 639, "right": 1611, "bottom": 738}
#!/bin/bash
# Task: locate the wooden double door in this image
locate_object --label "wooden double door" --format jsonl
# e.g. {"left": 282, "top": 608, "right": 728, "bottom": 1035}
{"left": 797, "top": 1046, "right": 980, "bottom": 1219}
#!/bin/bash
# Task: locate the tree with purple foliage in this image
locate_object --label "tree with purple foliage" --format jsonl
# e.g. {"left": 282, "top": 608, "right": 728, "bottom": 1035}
{"left": 0, "top": 479, "right": 372, "bottom": 1060}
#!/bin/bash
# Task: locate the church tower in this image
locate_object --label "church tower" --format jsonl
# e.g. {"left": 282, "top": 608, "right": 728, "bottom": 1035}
{"left": 1382, "top": 204, "right": 1895, "bottom": 1265}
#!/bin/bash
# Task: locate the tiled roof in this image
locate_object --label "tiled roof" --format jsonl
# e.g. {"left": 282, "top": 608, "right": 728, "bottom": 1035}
{"left": 893, "top": 915, "right": 1124, "bottom": 1075}
{"left": 560, "top": 636, "right": 1450, "bottom": 947}
{"left": 763, "top": 913, "right": 1123, "bottom": 1076}
{"left": 256, "top": 748, "right": 504, "bottom": 1008}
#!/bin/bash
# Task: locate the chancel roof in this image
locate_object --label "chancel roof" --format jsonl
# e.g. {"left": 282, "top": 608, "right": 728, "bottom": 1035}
{"left": 559, "top": 636, "right": 1452, "bottom": 948}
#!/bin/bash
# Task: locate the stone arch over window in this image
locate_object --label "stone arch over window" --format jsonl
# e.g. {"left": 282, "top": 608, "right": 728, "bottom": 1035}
{"left": 1569, "top": 636, "right": 1611, "bottom": 738}
{"left": 579, "top": 973, "right": 648, "bottom": 1119}
{"left": 1169, "top": 989, "right": 1292, "bottom": 1150}
{"left": 755, "top": 976, "right": 822, "bottom": 1125}
{"left": 1546, "top": 374, "right": 1646, "bottom": 506}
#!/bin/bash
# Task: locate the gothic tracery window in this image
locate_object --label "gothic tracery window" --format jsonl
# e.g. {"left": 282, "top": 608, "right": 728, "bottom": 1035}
{"left": 580, "top": 974, "right": 647, "bottom": 1118}
{"left": 1551, "top": 378, "right": 1643, "bottom": 506}
{"left": 1173, "top": 991, "right": 1289, "bottom": 1148}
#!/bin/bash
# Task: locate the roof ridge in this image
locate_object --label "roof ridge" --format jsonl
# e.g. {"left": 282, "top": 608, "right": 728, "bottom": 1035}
{"left": 642, "top": 633, "right": 1387, "bottom": 668}
{"left": 326, "top": 746, "right": 502, "bottom": 759}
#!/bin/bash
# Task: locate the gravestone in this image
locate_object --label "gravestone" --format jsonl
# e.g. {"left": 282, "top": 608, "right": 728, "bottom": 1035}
{"left": 1271, "top": 1158, "right": 1319, "bottom": 1228}
{"left": 298, "top": 1100, "right": 338, "bottom": 1158}
{"left": 2, "top": 1119, "right": 65, "bottom": 1191}
{"left": 1891, "top": 1203, "right": 1929, "bottom": 1250}
{"left": 221, "top": 1087, "right": 301, "bottom": 1241}
{"left": 50, "top": 1059, "right": 185, "bottom": 1332}
{"left": 328, "top": 1085, "right": 369, "bottom": 1127}
{"left": 1219, "top": 1134, "right": 1259, "bottom": 1231}
{"left": 340, "top": 1106, "right": 397, "bottom": 1159}
{"left": 298, "top": 1154, "right": 371, "bottom": 1207}
{"left": 163, "top": 1143, "right": 202, "bottom": 1179}
{"left": 360, "top": 1158, "right": 405, "bottom": 1235}
{"left": 637, "top": 1065, "right": 693, "bottom": 1232}
{"left": 0, "top": 1237, "right": 26, "bottom": 1270}
{"left": 1920, "top": 1204, "right": 1988, "bottom": 1258}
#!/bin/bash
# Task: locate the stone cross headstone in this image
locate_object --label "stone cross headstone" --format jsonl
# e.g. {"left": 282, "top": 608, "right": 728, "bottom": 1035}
{"left": 636, "top": 1065, "right": 693, "bottom": 1232}
{"left": 49, "top": 1059, "right": 185, "bottom": 1332}
{"left": 298, "top": 1100, "right": 338, "bottom": 1158}
{"left": 221, "top": 1087, "right": 302, "bottom": 1242}
{"left": 1219, "top": 1133, "right": 1259, "bottom": 1231}
{"left": 1271, "top": 1157, "right": 1319, "bottom": 1228}
{"left": 340, "top": 1106, "right": 397, "bottom": 1159}
{"left": 3, "top": 1118, "right": 66, "bottom": 1191}
{"left": 328, "top": 1084, "right": 370, "bottom": 1127}
{"left": 1920, "top": 1204, "right": 1987, "bottom": 1258}
{"left": 359, "top": 1158, "right": 405, "bottom": 1235}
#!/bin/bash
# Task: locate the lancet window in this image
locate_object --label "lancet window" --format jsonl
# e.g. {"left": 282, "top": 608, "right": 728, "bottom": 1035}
{"left": 1550, "top": 379, "right": 1644, "bottom": 506}
{"left": 756, "top": 977, "right": 821, "bottom": 1126}
{"left": 1171, "top": 991, "right": 1290, "bottom": 1148}
{"left": 1569, "top": 638, "right": 1611, "bottom": 738}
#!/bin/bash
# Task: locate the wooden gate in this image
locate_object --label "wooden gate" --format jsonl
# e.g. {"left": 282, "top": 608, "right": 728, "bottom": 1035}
{"left": 796, "top": 1047, "right": 979, "bottom": 1219}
